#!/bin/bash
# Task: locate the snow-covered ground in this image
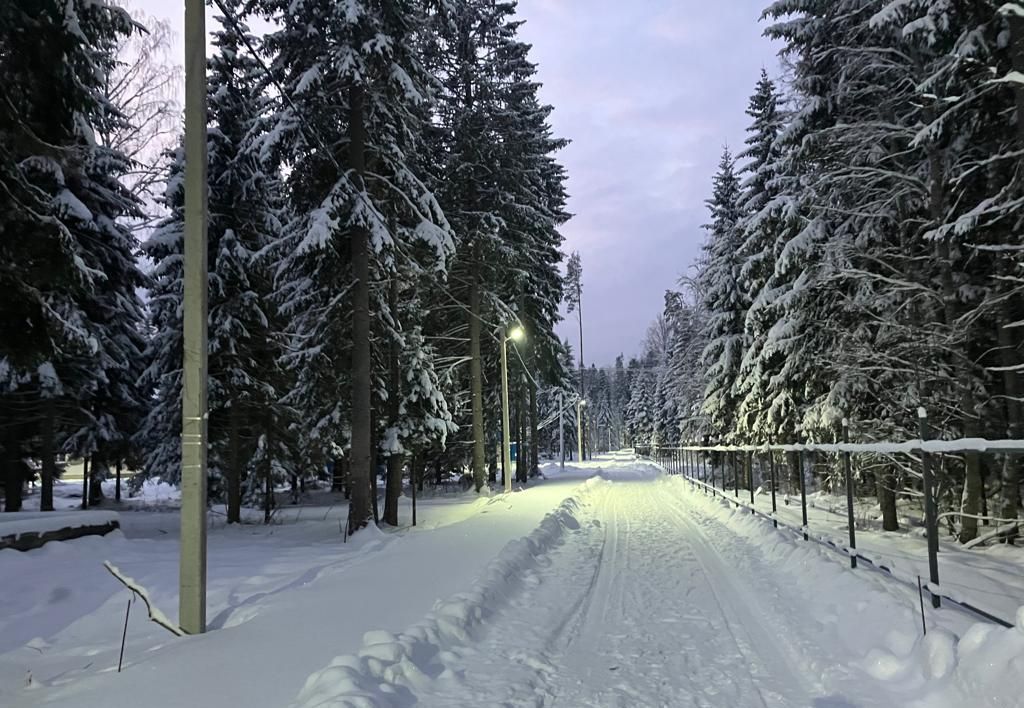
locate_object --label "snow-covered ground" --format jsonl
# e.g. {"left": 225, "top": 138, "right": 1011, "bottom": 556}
{"left": 3, "top": 454, "right": 1021, "bottom": 707}
{"left": 0, "top": 462, "right": 604, "bottom": 707}
{"left": 684, "top": 473, "right": 1024, "bottom": 625}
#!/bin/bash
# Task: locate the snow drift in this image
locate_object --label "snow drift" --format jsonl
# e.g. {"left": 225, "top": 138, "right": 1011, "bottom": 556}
{"left": 290, "top": 478, "right": 606, "bottom": 708}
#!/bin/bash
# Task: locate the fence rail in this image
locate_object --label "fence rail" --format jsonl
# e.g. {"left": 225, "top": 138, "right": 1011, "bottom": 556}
{"left": 635, "top": 436, "right": 1019, "bottom": 630}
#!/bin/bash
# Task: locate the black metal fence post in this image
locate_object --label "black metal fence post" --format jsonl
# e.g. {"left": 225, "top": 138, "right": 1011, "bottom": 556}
{"left": 799, "top": 449, "right": 809, "bottom": 540}
{"left": 768, "top": 448, "right": 777, "bottom": 527}
{"left": 842, "top": 418, "right": 857, "bottom": 569}
{"left": 918, "top": 409, "right": 941, "bottom": 608}
{"left": 733, "top": 450, "right": 739, "bottom": 500}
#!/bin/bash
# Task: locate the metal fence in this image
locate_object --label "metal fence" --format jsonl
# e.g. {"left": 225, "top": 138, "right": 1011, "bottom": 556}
{"left": 635, "top": 423, "right": 1022, "bottom": 630}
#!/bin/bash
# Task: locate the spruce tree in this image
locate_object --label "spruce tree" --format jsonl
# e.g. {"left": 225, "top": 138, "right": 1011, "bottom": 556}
{"left": 698, "top": 148, "right": 746, "bottom": 441}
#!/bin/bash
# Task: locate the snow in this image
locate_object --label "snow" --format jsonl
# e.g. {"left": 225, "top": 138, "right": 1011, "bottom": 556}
{"left": 3, "top": 454, "right": 1021, "bottom": 708}
{"left": 0, "top": 510, "right": 119, "bottom": 540}
{"left": 0, "top": 471, "right": 596, "bottom": 708}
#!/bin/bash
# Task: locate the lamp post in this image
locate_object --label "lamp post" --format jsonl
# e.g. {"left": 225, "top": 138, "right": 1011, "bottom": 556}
{"left": 576, "top": 399, "right": 587, "bottom": 464}
{"left": 501, "top": 324, "right": 525, "bottom": 493}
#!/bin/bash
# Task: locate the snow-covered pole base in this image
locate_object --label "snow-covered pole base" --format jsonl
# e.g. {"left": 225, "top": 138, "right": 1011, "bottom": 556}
{"left": 103, "top": 561, "right": 185, "bottom": 637}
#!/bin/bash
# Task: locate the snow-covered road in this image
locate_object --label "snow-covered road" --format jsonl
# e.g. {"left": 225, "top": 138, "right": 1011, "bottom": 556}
{"left": 411, "top": 473, "right": 831, "bottom": 707}
{"left": 295, "top": 455, "right": 1023, "bottom": 707}
{"left": 6, "top": 454, "right": 1020, "bottom": 707}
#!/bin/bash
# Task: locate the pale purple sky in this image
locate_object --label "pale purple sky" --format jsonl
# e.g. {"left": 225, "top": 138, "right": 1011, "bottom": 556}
{"left": 137, "top": 0, "right": 779, "bottom": 365}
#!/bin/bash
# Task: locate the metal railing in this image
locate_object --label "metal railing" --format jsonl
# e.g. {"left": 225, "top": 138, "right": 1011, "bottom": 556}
{"left": 636, "top": 426, "right": 1021, "bottom": 630}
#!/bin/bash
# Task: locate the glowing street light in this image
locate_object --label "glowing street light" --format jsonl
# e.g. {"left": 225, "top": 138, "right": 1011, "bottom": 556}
{"left": 500, "top": 323, "right": 525, "bottom": 493}
{"left": 577, "top": 399, "right": 587, "bottom": 464}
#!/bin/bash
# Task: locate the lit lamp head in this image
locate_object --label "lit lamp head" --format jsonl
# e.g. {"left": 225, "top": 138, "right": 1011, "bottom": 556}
{"left": 579, "top": 399, "right": 587, "bottom": 407}
{"left": 508, "top": 325, "right": 525, "bottom": 342}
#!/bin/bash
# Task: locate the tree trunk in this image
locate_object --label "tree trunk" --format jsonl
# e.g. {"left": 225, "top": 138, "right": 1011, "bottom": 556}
{"left": 370, "top": 411, "right": 379, "bottom": 525}
{"left": 469, "top": 244, "right": 485, "bottom": 492}
{"left": 89, "top": 459, "right": 105, "bottom": 506}
{"left": 227, "top": 404, "right": 242, "bottom": 523}
{"left": 959, "top": 456, "right": 982, "bottom": 538}
{"left": 332, "top": 457, "right": 344, "bottom": 492}
{"left": 384, "top": 454, "right": 402, "bottom": 526}
{"left": 434, "top": 459, "right": 443, "bottom": 486}
{"left": 384, "top": 278, "right": 403, "bottom": 526}
{"left": 115, "top": 460, "right": 122, "bottom": 503}
{"left": 996, "top": 315, "right": 1022, "bottom": 539}
{"left": 263, "top": 419, "right": 274, "bottom": 524}
{"left": 878, "top": 464, "right": 899, "bottom": 532}
{"left": 347, "top": 82, "right": 373, "bottom": 536}
{"left": 2, "top": 431, "right": 23, "bottom": 512}
{"left": 81, "top": 456, "right": 90, "bottom": 510}
{"left": 40, "top": 399, "right": 56, "bottom": 512}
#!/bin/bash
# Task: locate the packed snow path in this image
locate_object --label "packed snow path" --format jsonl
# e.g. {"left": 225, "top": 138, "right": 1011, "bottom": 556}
{"left": 297, "top": 455, "right": 941, "bottom": 707}
{"left": 421, "top": 472, "right": 820, "bottom": 707}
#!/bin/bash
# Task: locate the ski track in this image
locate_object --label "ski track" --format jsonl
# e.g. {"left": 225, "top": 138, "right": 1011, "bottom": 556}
{"left": 425, "top": 477, "right": 860, "bottom": 707}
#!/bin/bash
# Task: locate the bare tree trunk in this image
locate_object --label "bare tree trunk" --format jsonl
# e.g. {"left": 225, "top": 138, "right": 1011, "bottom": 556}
{"left": 347, "top": 82, "right": 373, "bottom": 535}
{"left": 40, "top": 399, "right": 56, "bottom": 511}
{"left": 227, "top": 404, "right": 242, "bottom": 523}
{"left": 469, "top": 245, "right": 485, "bottom": 492}
{"left": 115, "top": 460, "right": 122, "bottom": 503}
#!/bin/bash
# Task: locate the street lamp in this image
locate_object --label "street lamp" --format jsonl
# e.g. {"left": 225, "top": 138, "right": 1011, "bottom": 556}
{"left": 500, "top": 324, "right": 525, "bottom": 493}
{"left": 576, "top": 399, "right": 587, "bottom": 464}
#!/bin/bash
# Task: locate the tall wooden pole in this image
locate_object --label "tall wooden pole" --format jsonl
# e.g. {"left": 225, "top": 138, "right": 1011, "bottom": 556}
{"left": 180, "top": 0, "right": 209, "bottom": 635}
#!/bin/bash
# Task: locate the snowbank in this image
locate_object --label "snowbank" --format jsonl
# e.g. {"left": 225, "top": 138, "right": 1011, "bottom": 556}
{"left": 864, "top": 609, "right": 1024, "bottom": 708}
{"left": 673, "top": 479, "right": 1024, "bottom": 708}
{"left": 290, "top": 477, "right": 606, "bottom": 708}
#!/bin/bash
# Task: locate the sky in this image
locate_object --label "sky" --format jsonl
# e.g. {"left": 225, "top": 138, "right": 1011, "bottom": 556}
{"left": 135, "top": 0, "right": 780, "bottom": 366}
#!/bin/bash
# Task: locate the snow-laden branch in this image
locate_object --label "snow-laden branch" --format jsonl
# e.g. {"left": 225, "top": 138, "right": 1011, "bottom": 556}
{"left": 103, "top": 561, "right": 185, "bottom": 636}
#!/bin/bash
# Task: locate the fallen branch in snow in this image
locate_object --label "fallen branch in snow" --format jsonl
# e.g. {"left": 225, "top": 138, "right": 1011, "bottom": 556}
{"left": 962, "top": 520, "right": 1022, "bottom": 550}
{"left": 103, "top": 561, "right": 185, "bottom": 637}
